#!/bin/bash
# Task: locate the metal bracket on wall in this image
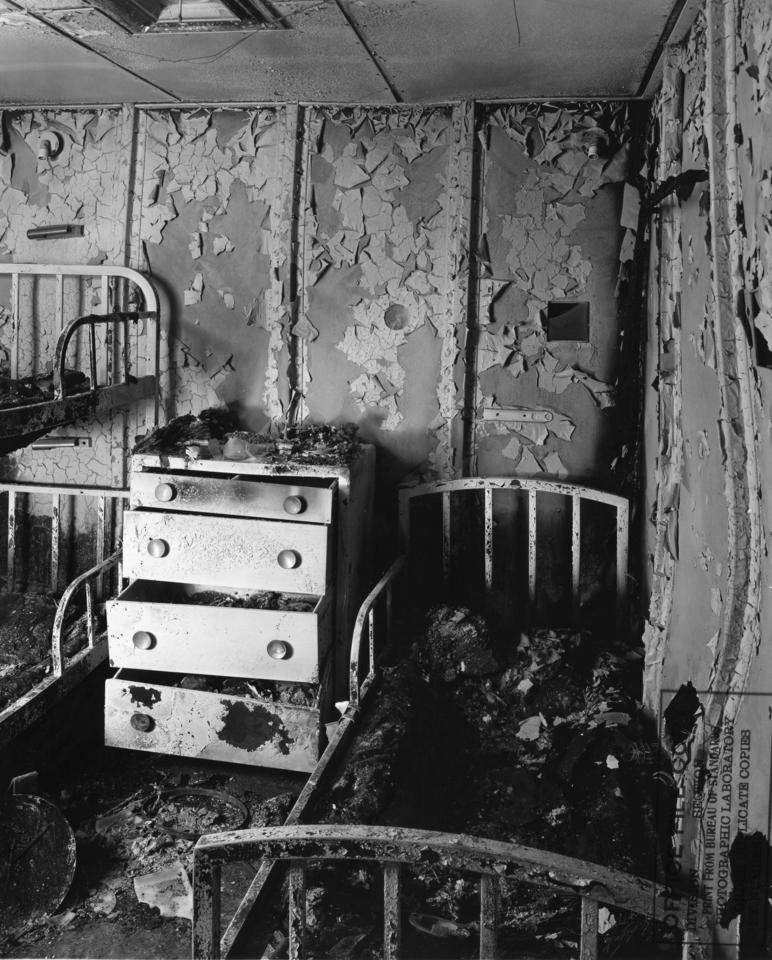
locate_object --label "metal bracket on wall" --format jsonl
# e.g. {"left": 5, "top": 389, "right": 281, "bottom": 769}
{"left": 482, "top": 408, "right": 554, "bottom": 423}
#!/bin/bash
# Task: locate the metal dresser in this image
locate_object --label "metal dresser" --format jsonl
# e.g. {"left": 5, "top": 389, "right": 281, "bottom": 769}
{"left": 104, "top": 444, "right": 374, "bottom": 772}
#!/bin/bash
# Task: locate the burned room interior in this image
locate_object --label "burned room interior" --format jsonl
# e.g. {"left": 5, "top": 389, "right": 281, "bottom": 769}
{"left": 0, "top": 0, "right": 771, "bottom": 958}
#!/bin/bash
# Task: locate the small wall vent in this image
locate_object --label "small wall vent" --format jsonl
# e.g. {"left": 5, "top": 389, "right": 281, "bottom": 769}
{"left": 546, "top": 301, "right": 590, "bottom": 342}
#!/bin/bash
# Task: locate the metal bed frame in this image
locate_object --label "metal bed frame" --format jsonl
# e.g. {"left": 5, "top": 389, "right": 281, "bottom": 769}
{"left": 190, "top": 478, "right": 703, "bottom": 959}
{"left": 0, "top": 263, "right": 160, "bottom": 441}
{"left": 0, "top": 482, "right": 128, "bottom": 750}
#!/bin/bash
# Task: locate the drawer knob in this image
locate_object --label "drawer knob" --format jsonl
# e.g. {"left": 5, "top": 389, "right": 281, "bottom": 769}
{"left": 154, "top": 482, "right": 176, "bottom": 502}
{"left": 132, "top": 630, "right": 156, "bottom": 651}
{"left": 130, "top": 712, "right": 154, "bottom": 733}
{"left": 283, "top": 495, "right": 306, "bottom": 515}
{"left": 277, "top": 549, "right": 300, "bottom": 569}
{"left": 147, "top": 538, "right": 169, "bottom": 558}
{"left": 267, "top": 640, "right": 292, "bottom": 660}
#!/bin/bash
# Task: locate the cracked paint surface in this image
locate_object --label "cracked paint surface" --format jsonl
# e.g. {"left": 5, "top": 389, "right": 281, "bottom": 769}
{"left": 300, "top": 105, "right": 463, "bottom": 480}
{"left": 473, "top": 102, "right": 631, "bottom": 483}
{"left": 643, "top": 5, "right": 772, "bottom": 951}
{"left": 137, "top": 107, "right": 288, "bottom": 429}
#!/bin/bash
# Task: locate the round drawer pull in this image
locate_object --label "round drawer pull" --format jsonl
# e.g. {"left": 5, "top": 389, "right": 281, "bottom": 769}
{"left": 267, "top": 640, "right": 292, "bottom": 660}
{"left": 154, "top": 482, "right": 176, "bottom": 503}
{"left": 130, "top": 712, "right": 154, "bottom": 733}
{"left": 283, "top": 495, "right": 306, "bottom": 515}
{"left": 132, "top": 630, "right": 156, "bottom": 651}
{"left": 147, "top": 538, "right": 169, "bottom": 558}
{"left": 277, "top": 549, "right": 300, "bottom": 569}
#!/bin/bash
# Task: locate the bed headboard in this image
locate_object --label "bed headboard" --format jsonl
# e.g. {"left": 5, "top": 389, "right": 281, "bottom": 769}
{"left": 398, "top": 477, "right": 629, "bottom": 634}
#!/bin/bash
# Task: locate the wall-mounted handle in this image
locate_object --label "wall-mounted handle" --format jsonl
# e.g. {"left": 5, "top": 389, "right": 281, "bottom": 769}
{"left": 147, "top": 538, "right": 169, "bottom": 558}
{"left": 132, "top": 631, "right": 156, "bottom": 650}
{"left": 154, "top": 482, "right": 176, "bottom": 502}
{"left": 130, "top": 712, "right": 154, "bottom": 733}
{"left": 267, "top": 640, "right": 292, "bottom": 660}
{"left": 283, "top": 495, "right": 306, "bottom": 515}
{"left": 277, "top": 549, "right": 300, "bottom": 569}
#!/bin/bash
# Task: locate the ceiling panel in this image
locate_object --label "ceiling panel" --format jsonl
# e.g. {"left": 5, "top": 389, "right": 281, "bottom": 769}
{"left": 0, "top": 0, "right": 683, "bottom": 104}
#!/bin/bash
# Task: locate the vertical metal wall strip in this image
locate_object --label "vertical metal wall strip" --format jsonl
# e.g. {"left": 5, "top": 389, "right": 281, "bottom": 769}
{"left": 442, "top": 490, "right": 452, "bottom": 589}
{"left": 571, "top": 494, "right": 581, "bottom": 626}
{"left": 288, "top": 863, "right": 307, "bottom": 959}
{"left": 11, "top": 271, "right": 19, "bottom": 380}
{"left": 483, "top": 486, "right": 494, "bottom": 595}
{"left": 579, "top": 897, "right": 599, "bottom": 959}
{"left": 642, "top": 49, "right": 683, "bottom": 717}
{"left": 527, "top": 488, "right": 537, "bottom": 611}
{"left": 479, "top": 875, "right": 499, "bottom": 959}
{"left": 462, "top": 104, "right": 485, "bottom": 477}
{"left": 383, "top": 862, "right": 401, "bottom": 960}
{"left": 292, "top": 106, "right": 315, "bottom": 427}
{"left": 442, "top": 101, "right": 475, "bottom": 478}
{"left": 50, "top": 493, "right": 60, "bottom": 593}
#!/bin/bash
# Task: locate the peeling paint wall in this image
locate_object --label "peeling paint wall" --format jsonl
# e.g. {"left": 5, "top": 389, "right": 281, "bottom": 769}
{"left": 298, "top": 104, "right": 469, "bottom": 483}
{"left": 644, "top": 0, "right": 772, "bottom": 948}
{"left": 473, "top": 102, "right": 633, "bottom": 485}
{"left": 0, "top": 99, "right": 648, "bottom": 574}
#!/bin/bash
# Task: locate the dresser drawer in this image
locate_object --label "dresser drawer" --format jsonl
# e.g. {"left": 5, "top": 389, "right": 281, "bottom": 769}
{"left": 131, "top": 471, "right": 334, "bottom": 524}
{"left": 122, "top": 511, "right": 329, "bottom": 594}
{"left": 107, "top": 581, "right": 331, "bottom": 682}
{"left": 105, "top": 669, "right": 319, "bottom": 773}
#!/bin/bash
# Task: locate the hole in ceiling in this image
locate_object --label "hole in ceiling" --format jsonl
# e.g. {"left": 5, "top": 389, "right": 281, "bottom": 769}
{"left": 105, "top": 0, "right": 286, "bottom": 33}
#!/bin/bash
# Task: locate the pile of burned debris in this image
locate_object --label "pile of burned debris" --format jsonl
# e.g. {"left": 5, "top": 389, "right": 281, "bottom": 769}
{"left": 304, "top": 605, "right": 675, "bottom": 958}
{"left": 0, "top": 368, "right": 89, "bottom": 408}
{"left": 0, "top": 748, "right": 300, "bottom": 959}
{"left": 133, "top": 407, "right": 361, "bottom": 465}
{"left": 0, "top": 592, "right": 90, "bottom": 711}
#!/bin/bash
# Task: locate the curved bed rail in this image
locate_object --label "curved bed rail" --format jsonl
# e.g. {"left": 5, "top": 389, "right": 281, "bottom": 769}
{"left": 348, "top": 556, "right": 404, "bottom": 709}
{"left": 53, "top": 310, "right": 157, "bottom": 397}
{"left": 0, "top": 263, "right": 161, "bottom": 427}
{"left": 193, "top": 824, "right": 698, "bottom": 959}
{"left": 51, "top": 549, "right": 121, "bottom": 677}
{"left": 399, "top": 476, "right": 629, "bottom": 632}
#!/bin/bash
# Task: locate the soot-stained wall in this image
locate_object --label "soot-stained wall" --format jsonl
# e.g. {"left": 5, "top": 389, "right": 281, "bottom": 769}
{"left": 0, "top": 101, "right": 639, "bottom": 498}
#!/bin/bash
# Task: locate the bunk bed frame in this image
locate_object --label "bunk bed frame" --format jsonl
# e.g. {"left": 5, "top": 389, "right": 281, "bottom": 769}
{"left": 192, "top": 478, "right": 706, "bottom": 958}
{"left": 0, "top": 482, "right": 128, "bottom": 750}
{"left": 0, "top": 263, "right": 160, "bottom": 446}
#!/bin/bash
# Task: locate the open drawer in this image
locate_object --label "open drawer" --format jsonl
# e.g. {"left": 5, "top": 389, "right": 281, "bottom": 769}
{"left": 107, "top": 581, "right": 332, "bottom": 682}
{"left": 104, "top": 668, "right": 321, "bottom": 773}
{"left": 130, "top": 471, "right": 336, "bottom": 524}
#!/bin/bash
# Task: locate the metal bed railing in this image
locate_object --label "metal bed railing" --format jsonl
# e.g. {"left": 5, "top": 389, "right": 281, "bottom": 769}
{"left": 192, "top": 478, "right": 635, "bottom": 958}
{"left": 192, "top": 824, "right": 696, "bottom": 959}
{"left": 0, "top": 483, "right": 129, "bottom": 747}
{"left": 348, "top": 556, "right": 404, "bottom": 711}
{"left": 0, "top": 263, "right": 160, "bottom": 426}
{"left": 398, "top": 477, "right": 629, "bottom": 632}
{"left": 2, "top": 482, "right": 128, "bottom": 594}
